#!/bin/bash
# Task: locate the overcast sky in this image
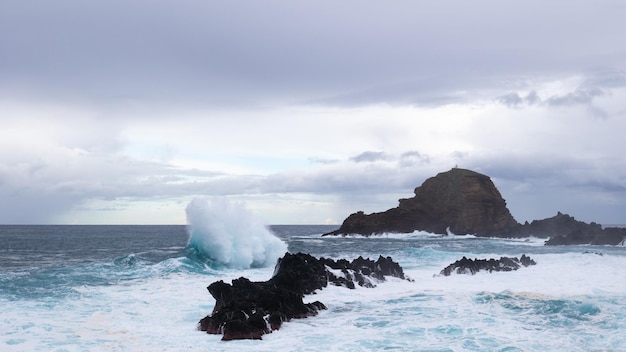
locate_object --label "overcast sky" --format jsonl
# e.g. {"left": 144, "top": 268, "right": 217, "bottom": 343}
{"left": 1, "top": 1, "right": 626, "bottom": 225}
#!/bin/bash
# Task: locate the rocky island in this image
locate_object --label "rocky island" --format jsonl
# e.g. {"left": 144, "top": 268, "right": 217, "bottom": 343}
{"left": 324, "top": 168, "right": 626, "bottom": 245}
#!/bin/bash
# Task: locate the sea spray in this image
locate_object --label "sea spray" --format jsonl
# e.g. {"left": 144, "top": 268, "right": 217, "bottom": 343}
{"left": 185, "top": 197, "right": 287, "bottom": 268}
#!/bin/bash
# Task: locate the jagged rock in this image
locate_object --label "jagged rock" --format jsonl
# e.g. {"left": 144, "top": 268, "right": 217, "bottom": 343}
{"left": 199, "top": 252, "right": 410, "bottom": 340}
{"left": 199, "top": 276, "right": 326, "bottom": 340}
{"left": 321, "top": 255, "right": 408, "bottom": 288}
{"left": 439, "top": 255, "right": 536, "bottom": 276}
{"left": 324, "top": 168, "right": 518, "bottom": 236}
{"left": 527, "top": 212, "right": 626, "bottom": 245}
{"left": 515, "top": 212, "right": 601, "bottom": 238}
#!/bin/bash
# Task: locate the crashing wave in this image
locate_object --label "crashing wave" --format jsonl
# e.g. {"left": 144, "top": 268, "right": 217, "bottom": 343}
{"left": 185, "top": 197, "right": 287, "bottom": 269}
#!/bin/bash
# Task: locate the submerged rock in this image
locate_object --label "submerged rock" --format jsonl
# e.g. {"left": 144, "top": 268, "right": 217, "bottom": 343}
{"left": 439, "top": 255, "right": 537, "bottom": 276}
{"left": 199, "top": 252, "right": 410, "bottom": 340}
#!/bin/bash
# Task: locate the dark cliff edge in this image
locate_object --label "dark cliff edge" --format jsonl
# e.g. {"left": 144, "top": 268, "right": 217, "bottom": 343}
{"left": 323, "top": 168, "right": 626, "bottom": 246}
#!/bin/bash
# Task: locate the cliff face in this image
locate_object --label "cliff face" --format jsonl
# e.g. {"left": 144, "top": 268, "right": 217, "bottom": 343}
{"left": 325, "top": 168, "right": 519, "bottom": 236}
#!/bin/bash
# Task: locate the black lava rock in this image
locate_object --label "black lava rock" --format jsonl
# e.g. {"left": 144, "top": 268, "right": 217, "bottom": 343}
{"left": 439, "top": 255, "right": 536, "bottom": 276}
{"left": 199, "top": 252, "right": 410, "bottom": 340}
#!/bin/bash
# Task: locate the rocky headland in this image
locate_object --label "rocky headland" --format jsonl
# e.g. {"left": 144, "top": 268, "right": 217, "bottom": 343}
{"left": 199, "top": 252, "right": 410, "bottom": 340}
{"left": 324, "top": 168, "right": 626, "bottom": 245}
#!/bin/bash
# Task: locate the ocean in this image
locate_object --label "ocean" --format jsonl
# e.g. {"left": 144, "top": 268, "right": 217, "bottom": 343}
{"left": 2, "top": 221, "right": 626, "bottom": 351}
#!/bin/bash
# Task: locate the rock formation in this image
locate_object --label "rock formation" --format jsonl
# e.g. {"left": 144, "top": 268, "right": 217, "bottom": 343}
{"left": 199, "top": 252, "right": 410, "bottom": 340}
{"left": 509, "top": 212, "right": 625, "bottom": 245}
{"left": 323, "top": 167, "right": 626, "bottom": 245}
{"left": 439, "top": 255, "right": 536, "bottom": 276}
{"left": 324, "top": 168, "right": 518, "bottom": 236}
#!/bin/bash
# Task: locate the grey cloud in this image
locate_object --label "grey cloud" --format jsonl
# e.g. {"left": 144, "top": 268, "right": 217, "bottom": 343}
{"left": 399, "top": 151, "right": 430, "bottom": 167}
{"left": 2, "top": 1, "right": 626, "bottom": 225}
{"left": 2, "top": 144, "right": 625, "bottom": 225}
{"left": 581, "top": 179, "right": 626, "bottom": 193}
{"left": 495, "top": 93, "right": 524, "bottom": 107}
{"left": 544, "top": 68, "right": 626, "bottom": 116}
{"left": 262, "top": 151, "right": 436, "bottom": 195}
{"left": 304, "top": 77, "right": 471, "bottom": 107}
{"left": 497, "top": 69, "right": 626, "bottom": 110}
{"left": 496, "top": 85, "right": 609, "bottom": 114}
{"left": 495, "top": 87, "right": 605, "bottom": 109}
{"left": 260, "top": 162, "right": 428, "bottom": 196}
{"left": 585, "top": 105, "right": 609, "bottom": 119}
{"left": 546, "top": 87, "right": 605, "bottom": 107}
{"left": 525, "top": 90, "right": 540, "bottom": 105}
{"left": 465, "top": 154, "right": 626, "bottom": 197}
{"left": 0, "top": 192, "right": 82, "bottom": 224}
{"left": 450, "top": 151, "right": 469, "bottom": 161}
{"left": 308, "top": 157, "right": 340, "bottom": 165}
{"left": 0, "top": 151, "right": 230, "bottom": 223}
{"left": 583, "top": 68, "right": 626, "bottom": 89}
{"left": 350, "top": 151, "right": 390, "bottom": 163}
{"left": 3, "top": 1, "right": 626, "bottom": 108}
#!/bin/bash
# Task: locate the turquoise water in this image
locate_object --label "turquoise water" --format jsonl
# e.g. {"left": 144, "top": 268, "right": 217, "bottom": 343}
{"left": 1, "top": 224, "right": 625, "bottom": 351}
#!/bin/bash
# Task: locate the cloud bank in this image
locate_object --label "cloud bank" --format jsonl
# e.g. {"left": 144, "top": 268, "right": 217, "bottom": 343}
{"left": 1, "top": 1, "right": 626, "bottom": 225}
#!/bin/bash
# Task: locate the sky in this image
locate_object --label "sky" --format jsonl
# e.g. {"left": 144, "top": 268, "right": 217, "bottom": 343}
{"left": 1, "top": 0, "right": 626, "bottom": 225}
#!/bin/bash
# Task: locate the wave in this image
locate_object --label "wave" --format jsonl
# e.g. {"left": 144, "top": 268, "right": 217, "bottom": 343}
{"left": 185, "top": 197, "right": 288, "bottom": 269}
{"left": 334, "top": 231, "right": 478, "bottom": 241}
{"left": 494, "top": 236, "right": 548, "bottom": 247}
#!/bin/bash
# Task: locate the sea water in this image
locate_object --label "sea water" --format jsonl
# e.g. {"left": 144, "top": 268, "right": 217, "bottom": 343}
{"left": 2, "top": 221, "right": 626, "bottom": 350}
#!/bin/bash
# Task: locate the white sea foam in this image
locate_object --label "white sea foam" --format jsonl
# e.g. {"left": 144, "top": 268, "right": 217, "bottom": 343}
{"left": 409, "top": 251, "right": 626, "bottom": 296}
{"left": 185, "top": 198, "right": 287, "bottom": 269}
{"left": 491, "top": 235, "right": 548, "bottom": 246}
{"left": 337, "top": 230, "right": 477, "bottom": 240}
{"left": 3, "top": 251, "right": 626, "bottom": 351}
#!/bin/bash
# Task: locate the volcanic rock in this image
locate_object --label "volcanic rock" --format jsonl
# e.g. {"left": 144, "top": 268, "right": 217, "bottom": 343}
{"left": 324, "top": 168, "right": 518, "bottom": 236}
{"left": 439, "top": 255, "right": 536, "bottom": 276}
{"left": 514, "top": 212, "right": 626, "bottom": 245}
{"left": 591, "top": 227, "right": 626, "bottom": 245}
{"left": 199, "top": 252, "right": 410, "bottom": 340}
{"left": 515, "top": 211, "right": 601, "bottom": 238}
{"left": 324, "top": 168, "right": 626, "bottom": 246}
